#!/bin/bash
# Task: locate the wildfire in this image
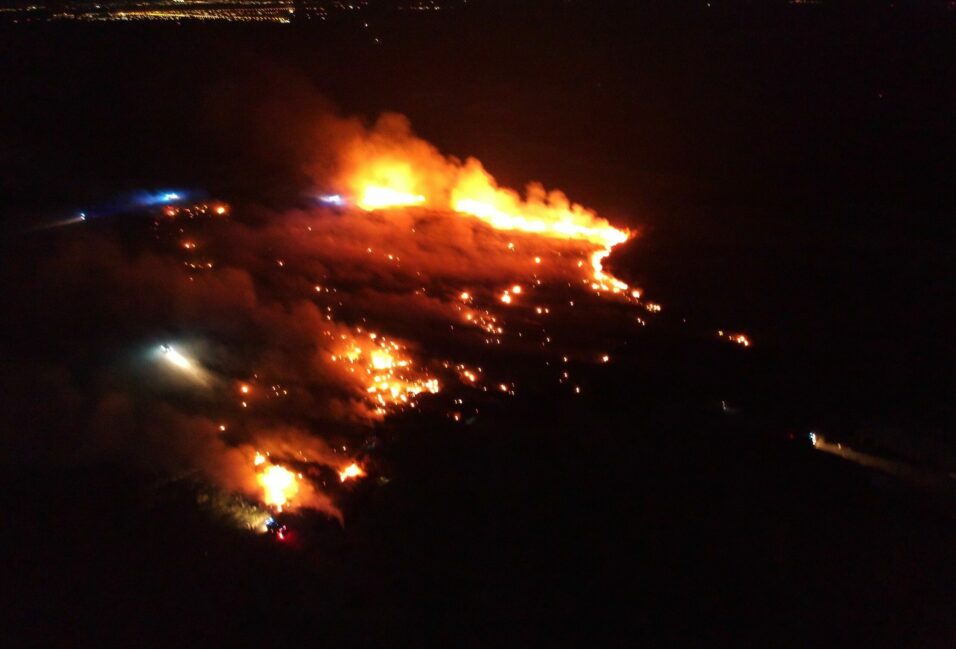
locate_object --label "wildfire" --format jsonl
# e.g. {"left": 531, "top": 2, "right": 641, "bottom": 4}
{"left": 339, "top": 462, "right": 365, "bottom": 482}
{"left": 590, "top": 249, "right": 629, "bottom": 293}
{"left": 337, "top": 116, "right": 635, "bottom": 297}
{"left": 330, "top": 329, "right": 440, "bottom": 414}
{"left": 115, "top": 112, "right": 690, "bottom": 531}
{"left": 358, "top": 186, "right": 425, "bottom": 211}
{"left": 447, "top": 159, "right": 628, "bottom": 249}
{"left": 256, "top": 455, "right": 299, "bottom": 510}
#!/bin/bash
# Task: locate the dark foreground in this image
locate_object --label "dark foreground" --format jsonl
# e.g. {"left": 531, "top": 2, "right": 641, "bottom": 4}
{"left": 5, "top": 385, "right": 956, "bottom": 647}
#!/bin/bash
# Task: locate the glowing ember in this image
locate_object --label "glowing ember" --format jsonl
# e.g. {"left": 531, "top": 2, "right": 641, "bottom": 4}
{"left": 331, "top": 330, "right": 440, "bottom": 414}
{"left": 718, "top": 330, "right": 752, "bottom": 347}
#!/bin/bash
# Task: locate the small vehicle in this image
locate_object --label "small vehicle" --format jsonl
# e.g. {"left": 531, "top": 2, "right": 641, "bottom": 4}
{"left": 264, "top": 516, "right": 288, "bottom": 540}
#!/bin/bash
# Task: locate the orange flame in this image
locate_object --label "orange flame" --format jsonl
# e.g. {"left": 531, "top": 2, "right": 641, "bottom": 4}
{"left": 339, "top": 462, "right": 365, "bottom": 482}
{"left": 336, "top": 114, "right": 634, "bottom": 295}
{"left": 255, "top": 454, "right": 299, "bottom": 510}
{"left": 358, "top": 186, "right": 425, "bottom": 211}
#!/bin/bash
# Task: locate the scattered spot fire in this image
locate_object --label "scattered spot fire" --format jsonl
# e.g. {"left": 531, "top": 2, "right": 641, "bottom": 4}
{"left": 718, "top": 330, "right": 752, "bottom": 347}
{"left": 328, "top": 329, "right": 440, "bottom": 415}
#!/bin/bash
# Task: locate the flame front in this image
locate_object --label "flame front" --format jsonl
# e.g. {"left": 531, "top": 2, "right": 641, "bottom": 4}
{"left": 335, "top": 113, "right": 634, "bottom": 296}
{"left": 451, "top": 160, "right": 628, "bottom": 250}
